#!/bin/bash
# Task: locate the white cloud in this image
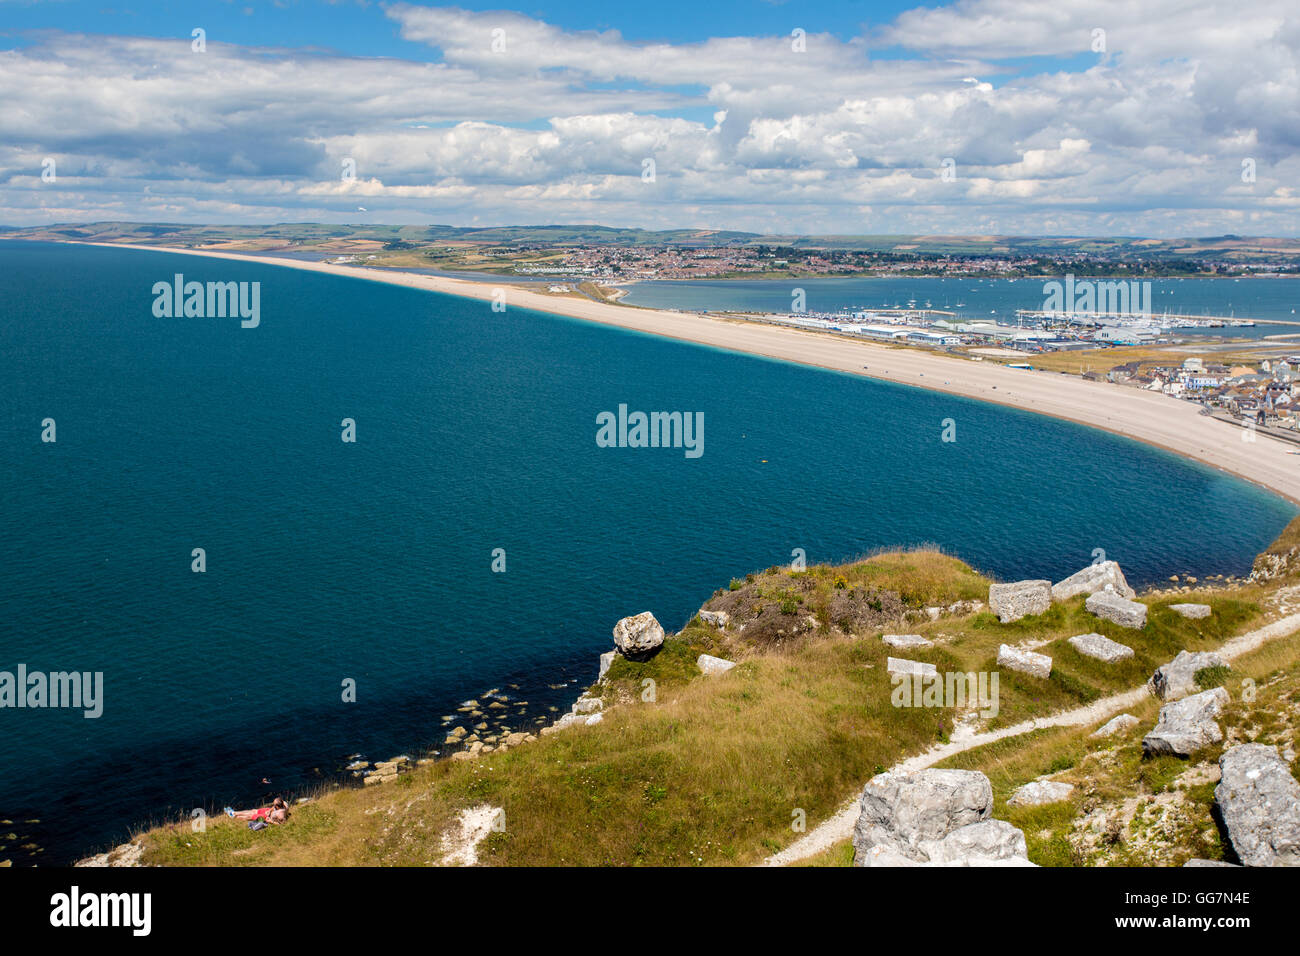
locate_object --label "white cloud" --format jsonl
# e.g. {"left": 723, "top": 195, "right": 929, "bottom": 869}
{"left": 0, "top": 1, "right": 1295, "bottom": 233}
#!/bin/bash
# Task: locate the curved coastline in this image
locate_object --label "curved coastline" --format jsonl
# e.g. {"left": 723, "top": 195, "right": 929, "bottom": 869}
{"left": 63, "top": 239, "right": 1300, "bottom": 508}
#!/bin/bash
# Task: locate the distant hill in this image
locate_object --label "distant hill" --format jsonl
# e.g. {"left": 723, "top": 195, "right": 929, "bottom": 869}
{"left": 6, "top": 221, "right": 1300, "bottom": 264}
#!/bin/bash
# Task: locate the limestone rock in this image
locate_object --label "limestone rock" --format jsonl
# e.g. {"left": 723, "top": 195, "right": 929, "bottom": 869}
{"left": 1091, "top": 713, "right": 1140, "bottom": 738}
{"left": 1007, "top": 781, "right": 1075, "bottom": 806}
{"left": 698, "top": 610, "right": 730, "bottom": 628}
{"left": 916, "top": 819, "right": 1031, "bottom": 866}
{"left": 1052, "top": 561, "right": 1136, "bottom": 601}
{"left": 1150, "top": 650, "right": 1229, "bottom": 701}
{"left": 882, "top": 633, "right": 934, "bottom": 650}
{"left": 1085, "top": 591, "right": 1147, "bottom": 629}
{"left": 697, "top": 653, "right": 737, "bottom": 676}
{"left": 887, "top": 657, "right": 937, "bottom": 678}
{"left": 1142, "top": 687, "right": 1229, "bottom": 757}
{"left": 612, "top": 611, "right": 665, "bottom": 658}
{"left": 1184, "top": 858, "right": 1238, "bottom": 867}
{"left": 997, "top": 643, "right": 1052, "bottom": 679}
{"left": 598, "top": 650, "right": 616, "bottom": 681}
{"left": 1068, "top": 632, "right": 1134, "bottom": 663}
{"left": 1215, "top": 744, "right": 1300, "bottom": 867}
{"left": 853, "top": 769, "right": 993, "bottom": 864}
{"left": 1170, "top": 603, "right": 1212, "bottom": 620}
{"left": 989, "top": 580, "right": 1051, "bottom": 623}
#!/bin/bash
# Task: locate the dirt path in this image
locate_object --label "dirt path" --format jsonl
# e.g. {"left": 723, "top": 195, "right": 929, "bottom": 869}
{"left": 761, "top": 604, "right": 1300, "bottom": 866}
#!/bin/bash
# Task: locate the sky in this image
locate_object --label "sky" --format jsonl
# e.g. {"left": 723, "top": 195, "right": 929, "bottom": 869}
{"left": 0, "top": 0, "right": 1297, "bottom": 235}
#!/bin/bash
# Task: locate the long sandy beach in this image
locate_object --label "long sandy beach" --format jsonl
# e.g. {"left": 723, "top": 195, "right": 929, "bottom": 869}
{"left": 80, "top": 241, "right": 1300, "bottom": 506}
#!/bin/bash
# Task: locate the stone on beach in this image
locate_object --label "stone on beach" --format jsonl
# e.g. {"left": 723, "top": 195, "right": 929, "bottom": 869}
{"left": 988, "top": 580, "right": 1051, "bottom": 623}
{"left": 1170, "top": 603, "right": 1212, "bottom": 620}
{"left": 997, "top": 643, "right": 1052, "bottom": 679}
{"left": 882, "top": 633, "right": 934, "bottom": 649}
{"left": 1091, "top": 713, "right": 1140, "bottom": 738}
{"left": 1215, "top": 744, "right": 1300, "bottom": 867}
{"left": 887, "top": 657, "right": 937, "bottom": 678}
{"left": 1068, "top": 632, "right": 1134, "bottom": 663}
{"left": 1007, "top": 781, "right": 1075, "bottom": 806}
{"left": 1142, "top": 687, "right": 1229, "bottom": 757}
{"left": 1085, "top": 591, "right": 1147, "bottom": 629}
{"left": 697, "top": 653, "right": 737, "bottom": 675}
{"left": 1051, "top": 561, "right": 1136, "bottom": 602}
{"left": 612, "top": 611, "right": 665, "bottom": 658}
{"left": 1150, "top": 650, "right": 1229, "bottom": 701}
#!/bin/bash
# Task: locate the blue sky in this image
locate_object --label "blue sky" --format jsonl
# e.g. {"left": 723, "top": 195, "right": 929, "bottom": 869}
{"left": 1, "top": 0, "right": 1296, "bottom": 234}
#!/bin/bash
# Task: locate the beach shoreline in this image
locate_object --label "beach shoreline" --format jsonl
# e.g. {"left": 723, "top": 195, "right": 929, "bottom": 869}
{"left": 62, "top": 239, "right": 1300, "bottom": 507}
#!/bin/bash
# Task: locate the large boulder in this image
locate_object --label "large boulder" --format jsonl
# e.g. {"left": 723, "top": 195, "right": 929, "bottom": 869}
{"left": 1142, "top": 687, "right": 1229, "bottom": 757}
{"left": 1215, "top": 744, "right": 1300, "bottom": 867}
{"left": 1052, "top": 561, "right": 1136, "bottom": 601}
{"left": 989, "top": 580, "right": 1051, "bottom": 623}
{"left": 1085, "top": 591, "right": 1147, "bottom": 629}
{"left": 1068, "top": 632, "right": 1134, "bottom": 663}
{"left": 853, "top": 769, "right": 992, "bottom": 864}
{"left": 1150, "top": 650, "right": 1229, "bottom": 701}
{"left": 916, "top": 820, "right": 1032, "bottom": 866}
{"left": 997, "top": 643, "right": 1052, "bottom": 679}
{"left": 612, "top": 611, "right": 665, "bottom": 658}
{"left": 853, "top": 770, "right": 1032, "bottom": 867}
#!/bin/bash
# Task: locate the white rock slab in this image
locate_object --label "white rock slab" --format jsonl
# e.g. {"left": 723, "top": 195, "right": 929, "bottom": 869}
{"left": 1068, "top": 632, "right": 1135, "bottom": 663}
{"left": 997, "top": 644, "right": 1052, "bottom": 679}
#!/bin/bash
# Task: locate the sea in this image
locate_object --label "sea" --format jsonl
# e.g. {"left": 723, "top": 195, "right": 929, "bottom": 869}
{"left": 0, "top": 240, "right": 1294, "bottom": 863}
{"left": 620, "top": 275, "right": 1300, "bottom": 341}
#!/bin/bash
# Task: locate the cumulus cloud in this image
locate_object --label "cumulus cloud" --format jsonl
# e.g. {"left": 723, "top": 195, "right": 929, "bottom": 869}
{"left": 0, "top": 1, "right": 1295, "bottom": 233}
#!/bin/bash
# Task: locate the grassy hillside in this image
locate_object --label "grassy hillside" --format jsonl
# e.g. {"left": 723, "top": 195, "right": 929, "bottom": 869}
{"left": 116, "top": 536, "right": 1300, "bottom": 867}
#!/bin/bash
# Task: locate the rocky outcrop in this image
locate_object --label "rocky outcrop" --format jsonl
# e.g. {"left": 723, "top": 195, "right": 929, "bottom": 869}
{"left": 1008, "top": 781, "right": 1075, "bottom": 806}
{"left": 997, "top": 643, "right": 1052, "bottom": 679}
{"left": 1091, "top": 713, "right": 1140, "bottom": 738}
{"left": 698, "top": 610, "right": 730, "bottom": 628}
{"left": 882, "top": 633, "right": 934, "bottom": 649}
{"left": 697, "top": 653, "right": 736, "bottom": 676}
{"left": 1215, "top": 744, "right": 1300, "bottom": 867}
{"left": 364, "top": 755, "right": 413, "bottom": 786}
{"left": 1170, "top": 603, "right": 1211, "bottom": 620}
{"left": 612, "top": 612, "right": 665, "bottom": 658}
{"left": 1068, "top": 632, "right": 1134, "bottom": 663}
{"left": 1052, "top": 561, "right": 1136, "bottom": 602}
{"left": 989, "top": 580, "right": 1051, "bottom": 623}
{"left": 1142, "top": 687, "right": 1229, "bottom": 757}
{"left": 1150, "top": 650, "right": 1229, "bottom": 701}
{"left": 852, "top": 769, "right": 1032, "bottom": 867}
{"left": 1085, "top": 591, "right": 1147, "bottom": 629}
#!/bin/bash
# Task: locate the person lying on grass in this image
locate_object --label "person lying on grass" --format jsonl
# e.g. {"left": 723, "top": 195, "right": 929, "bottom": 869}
{"left": 224, "top": 796, "right": 290, "bottom": 825}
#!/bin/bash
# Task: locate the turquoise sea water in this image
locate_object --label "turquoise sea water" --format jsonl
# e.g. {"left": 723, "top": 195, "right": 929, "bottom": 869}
{"left": 0, "top": 241, "right": 1294, "bottom": 863}
{"left": 621, "top": 276, "right": 1300, "bottom": 339}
